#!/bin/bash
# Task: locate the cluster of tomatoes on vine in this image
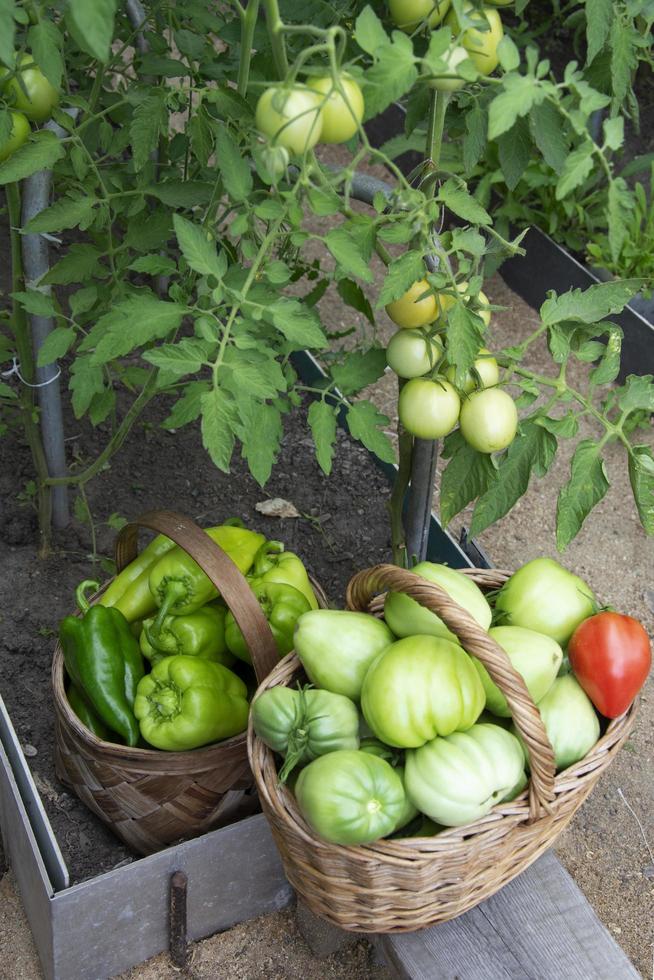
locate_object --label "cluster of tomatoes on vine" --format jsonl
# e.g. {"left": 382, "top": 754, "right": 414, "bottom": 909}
{"left": 0, "top": 54, "right": 59, "bottom": 161}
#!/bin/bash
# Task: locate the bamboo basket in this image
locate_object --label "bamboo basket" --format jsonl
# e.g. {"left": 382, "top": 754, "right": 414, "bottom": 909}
{"left": 52, "top": 509, "right": 327, "bottom": 855}
{"left": 248, "top": 563, "right": 636, "bottom": 932}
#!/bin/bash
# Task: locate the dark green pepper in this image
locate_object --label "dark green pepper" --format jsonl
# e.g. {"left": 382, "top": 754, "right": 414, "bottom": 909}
{"left": 249, "top": 541, "right": 318, "bottom": 610}
{"left": 225, "top": 582, "right": 310, "bottom": 663}
{"left": 66, "top": 683, "right": 110, "bottom": 741}
{"left": 59, "top": 580, "right": 145, "bottom": 747}
{"left": 140, "top": 604, "right": 234, "bottom": 667}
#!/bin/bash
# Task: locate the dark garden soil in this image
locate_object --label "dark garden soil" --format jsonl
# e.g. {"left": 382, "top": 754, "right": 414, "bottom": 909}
{"left": 0, "top": 391, "right": 395, "bottom": 886}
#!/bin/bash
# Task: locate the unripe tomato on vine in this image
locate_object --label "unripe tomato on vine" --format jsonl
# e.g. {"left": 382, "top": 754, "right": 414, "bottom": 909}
{"left": 306, "top": 74, "right": 364, "bottom": 143}
{"left": 0, "top": 53, "right": 59, "bottom": 123}
{"left": 399, "top": 378, "right": 460, "bottom": 439}
{"left": 445, "top": 348, "right": 499, "bottom": 392}
{"left": 436, "top": 281, "right": 491, "bottom": 326}
{"left": 422, "top": 44, "right": 474, "bottom": 92}
{"left": 459, "top": 388, "right": 518, "bottom": 453}
{"left": 386, "top": 329, "right": 444, "bottom": 378}
{"left": 0, "top": 110, "right": 30, "bottom": 161}
{"left": 255, "top": 85, "right": 323, "bottom": 155}
{"left": 386, "top": 279, "right": 438, "bottom": 329}
{"left": 389, "top": 0, "right": 451, "bottom": 31}
{"left": 445, "top": 4, "right": 504, "bottom": 75}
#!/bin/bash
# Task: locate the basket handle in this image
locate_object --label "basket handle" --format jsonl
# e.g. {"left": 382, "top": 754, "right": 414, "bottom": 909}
{"left": 346, "top": 564, "right": 556, "bottom": 820}
{"left": 115, "top": 510, "right": 280, "bottom": 684}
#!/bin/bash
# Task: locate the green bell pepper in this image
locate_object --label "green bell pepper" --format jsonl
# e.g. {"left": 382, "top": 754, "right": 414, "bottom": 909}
{"left": 224, "top": 582, "right": 310, "bottom": 663}
{"left": 99, "top": 533, "right": 174, "bottom": 623}
{"left": 59, "top": 581, "right": 145, "bottom": 746}
{"left": 67, "top": 683, "right": 110, "bottom": 741}
{"left": 249, "top": 541, "right": 318, "bottom": 610}
{"left": 148, "top": 525, "right": 266, "bottom": 633}
{"left": 134, "top": 655, "right": 249, "bottom": 751}
{"left": 140, "top": 604, "right": 233, "bottom": 667}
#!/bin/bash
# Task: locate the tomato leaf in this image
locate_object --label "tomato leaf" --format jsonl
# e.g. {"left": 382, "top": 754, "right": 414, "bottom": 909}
{"left": 616, "top": 375, "right": 654, "bottom": 414}
{"left": 308, "top": 400, "right": 338, "bottom": 476}
{"left": 0, "top": 131, "right": 64, "bottom": 185}
{"left": 446, "top": 303, "right": 485, "bottom": 385}
{"left": 267, "top": 298, "right": 328, "bottom": 350}
{"left": 325, "top": 227, "right": 374, "bottom": 283}
{"left": 66, "top": 0, "right": 117, "bottom": 61}
{"left": 440, "top": 433, "right": 496, "bottom": 526}
{"left": 82, "top": 295, "right": 187, "bottom": 364}
{"left": 463, "top": 104, "right": 487, "bottom": 173}
{"left": 43, "top": 244, "right": 105, "bottom": 285}
{"left": 24, "top": 194, "right": 97, "bottom": 234}
{"left": 241, "top": 401, "right": 283, "bottom": 487}
{"left": 69, "top": 357, "right": 105, "bottom": 418}
{"left": 609, "top": 17, "right": 638, "bottom": 108}
{"left": 488, "top": 75, "right": 548, "bottom": 141}
{"left": 361, "top": 34, "right": 417, "bottom": 120}
{"left": 337, "top": 279, "right": 375, "bottom": 324}
{"left": 540, "top": 280, "right": 643, "bottom": 326}
{"left": 200, "top": 388, "right": 236, "bottom": 472}
{"left": 628, "top": 445, "right": 654, "bottom": 536}
{"left": 353, "top": 6, "right": 389, "bottom": 56}
{"left": 130, "top": 91, "right": 168, "bottom": 171}
{"left": 163, "top": 382, "right": 209, "bottom": 428}
{"left": 529, "top": 101, "right": 568, "bottom": 173}
{"left": 586, "top": 0, "right": 613, "bottom": 64}
{"left": 0, "top": 1, "right": 15, "bottom": 69}
{"left": 215, "top": 127, "right": 252, "bottom": 202}
{"left": 438, "top": 180, "right": 491, "bottom": 226}
{"left": 146, "top": 181, "right": 214, "bottom": 207}
{"left": 556, "top": 440, "right": 610, "bottom": 550}
{"left": 376, "top": 251, "right": 425, "bottom": 307}
{"left": 173, "top": 214, "right": 226, "bottom": 280}
{"left": 346, "top": 401, "right": 395, "bottom": 464}
{"left": 28, "top": 20, "right": 64, "bottom": 87}
{"left": 142, "top": 339, "right": 214, "bottom": 378}
{"left": 36, "top": 327, "right": 75, "bottom": 367}
{"left": 589, "top": 325, "right": 622, "bottom": 385}
{"left": 11, "top": 290, "right": 58, "bottom": 318}
{"left": 331, "top": 348, "right": 388, "bottom": 396}
{"left": 497, "top": 117, "right": 532, "bottom": 191}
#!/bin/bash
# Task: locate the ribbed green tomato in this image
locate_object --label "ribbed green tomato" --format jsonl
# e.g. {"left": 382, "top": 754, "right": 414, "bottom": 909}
{"left": 0, "top": 54, "right": 59, "bottom": 122}
{"left": 359, "top": 738, "right": 418, "bottom": 831}
{"left": 398, "top": 378, "right": 460, "bottom": 439}
{"left": 405, "top": 723, "right": 525, "bottom": 826}
{"left": 294, "top": 610, "right": 394, "bottom": 701}
{"left": 512, "top": 675, "right": 599, "bottom": 771}
{"left": 255, "top": 85, "right": 323, "bottom": 155}
{"left": 295, "top": 750, "right": 407, "bottom": 844}
{"left": 306, "top": 74, "right": 364, "bottom": 143}
{"left": 361, "top": 635, "right": 485, "bottom": 747}
{"left": 445, "top": 348, "right": 499, "bottom": 392}
{"left": 445, "top": 4, "right": 504, "bottom": 75}
{"left": 0, "top": 110, "right": 30, "bottom": 162}
{"left": 423, "top": 45, "right": 474, "bottom": 92}
{"left": 473, "top": 626, "right": 563, "bottom": 717}
{"left": 386, "top": 329, "right": 443, "bottom": 379}
{"left": 386, "top": 279, "right": 438, "bottom": 328}
{"left": 388, "top": 0, "right": 451, "bottom": 32}
{"left": 459, "top": 388, "right": 518, "bottom": 453}
{"left": 495, "top": 558, "right": 596, "bottom": 647}
{"left": 384, "top": 561, "right": 492, "bottom": 643}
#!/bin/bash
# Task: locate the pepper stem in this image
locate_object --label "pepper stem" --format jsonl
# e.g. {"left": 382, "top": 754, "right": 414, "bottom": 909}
{"left": 253, "top": 540, "right": 285, "bottom": 575}
{"left": 151, "top": 580, "right": 188, "bottom": 636}
{"left": 75, "top": 580, "right": 101, "bottom": 615}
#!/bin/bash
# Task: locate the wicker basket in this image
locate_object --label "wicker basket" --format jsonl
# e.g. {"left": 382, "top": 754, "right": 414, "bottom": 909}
{"left": 248, "top": 563, "right": 636, "bottom": 932}
{"left": 52, "top": 509, "right": 327, "bottom": 855}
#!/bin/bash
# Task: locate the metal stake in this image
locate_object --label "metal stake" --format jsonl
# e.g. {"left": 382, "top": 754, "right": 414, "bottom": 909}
{"left": 169, "top": 870, "right": 189, "bottom": 968}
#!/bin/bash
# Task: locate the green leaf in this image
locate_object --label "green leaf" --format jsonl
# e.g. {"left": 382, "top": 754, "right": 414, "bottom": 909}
{"left": 241, "top": 401, "right": 282, "bottom": 486}
{"left": 125, "top": 209, "right": 172, "bottom": 253}
{"left": 130, "top": 91, "right": 167, "bottom": 171}
{"left": 89, "top": 387, "right": 115, "bottom": 426}
{"left": 603, "top": 116, "right": 624, "bottom": 152}
{"left": 163, "top": 381, "right": 209, "bottom": 428}
{"left": 589, "top": 325, "right": 622, "bottom": 385}
{"left": 67, "top": 0, "right": 117, "bottom": 62}
{"left": 376, "top": 251, "right": 426, "bottom": 307}
{"left": 606, "top": 177, "right": 630, "bottom": 263}
{"left": 69, "top": 356, "right": 105, "bottom": 418}
{"left": 11, "top": 290, "right": 57, "bottom": 317}
{"left": 529, "top": 101, "right": 568, "bottom": 173}
{"left": 609, "top": 17, "right": 637, "bottom": 107}
{"left": 0, "top": 381, "right": 17, "bottom": 399}
{"left": 337, "top": 279, "right": 374, "bottom": 324}
{"left": 43, "top": 244, "right": 105, "bottom": 285}
{"left": 147, "top": 180, "right": 214, "bottom": 207}
{"left": 628, "top": 444, "right": 654, "bottom": 535}
{"left": 497, "top": 35, "right": 520, "bottom": 72}
{"left": 354, "top": 6, "right": 389, "bottom": 55}
{"left": 128, "top": 254, "right": 177, "bottom": 277}
{"left": 450, "top": 228, "right": 486, "bottom": 257}
{"left": 307, "top": 186, "right": 342, "bottom": 216}
{"left": 440, "top": 434, "right": 495, "bottom": 526}
{"left": 488, "top": 75, "right": 546, "bottom": 141}
{"left": 325, "top": 227, "right": 374, "bottom": 283}
{"left": 0, "top": 131, "right": 64, "bottom": 185}
{"left": 463, "top": 104, "right": 487, "bottom": 173}
{"left": 331, "top": 348, "right": 387, "bottom": 396}
{"left": 447, "top": 303, "right": 485, "bottom": 384}
{"left": 82, "top": 295, "right": 186, "bottom": 364}
{"left": 346, "top": 400, "right": 395, "bottom": 464}
{"left": 69, "top": 286, "right": 98, "bottom": 318}
{"left": 362, "top": 34, "right": 417, "bottom": 120}
{"left": 437, "top": 179, "right": 491, "bottom": 226}
{"left": 201, "top": 388, "right": 236, "bottom": 472}
{"left": 28, "top": 20, "right": 64, "bottom": 87}
{"left": 555, "top": 142, "right": 594, "bottom": 199}
{"left": 308, "top": 400, "right": 337, "bottom": 476}
{"left": 540, "top": 280, "right": 642, "bottom": 326}
{"left": 556, "top": 440, "right": 609, "bottom": 550}
{"left": 534, "top": 412, "right": 579, "bottom": 438}
{"left": 0, "top": 0, "right": 16, "bottom": 68}
{"left": 497, "top": 117, "right": 532, "bottom": 191}
{"left": 267, "top": 298, "right": 327, "bottom": 349}
{"left": 586, "top": 0, "right": 613, "bottom": 64}
{"left": 188, "top": 107, "right": 214, "bottom": 167}
{"left": 36, "top": 326, "right": 74, "bottom": 367}
{"left": 24, "top": 195, "right": 96, "bottom": 234}
{"left": 221, "top": 347, "right": 286, "bottom": 401}
{"left": 617, "top": 375, "right": 654, "bottom": 414}
{"left": 215, "top": 128, "right": 252, "bottom": 202}
{"left": 470, "top": 421, "right": 557, "bottom": 536}
{"left": 173, "top": 214, "right": 226, "bottom": 280}
{"left": 142, "top": 338, "right": 213, "bottom": 378}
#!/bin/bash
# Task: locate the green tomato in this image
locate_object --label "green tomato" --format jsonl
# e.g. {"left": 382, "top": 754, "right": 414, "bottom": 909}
{"left": 495, "top": 558, "right": 596, "bottom": 647}
{"left": 385, "top": 279, "right": 438, "bottom": 329}
{"left": 424, "top": 44, "right": 474, "bottom": 92}
{"left": 445, "top": 347, "right": 499, "bottom": 392}
{"left": 405, "top": 723, "right": 525, "bottom": 826}
{"left": 294, "top": 610, "right": 394, "bottom": 701}
{"left": 472, "top": 626, "right": 563, "bottom": 717}
{"left": 306, "top": 74, "right": 364, "bottom": 143}
{"left": 512, "top": 675, "right": 599, "bottom": 771}
{"left": 255, "top": 85, "right": 323, "bottom": 155}
{"left": 386, "top": 329, "right": 443, "bottom": 379}
{"left": 389, "top": 0, "right": 451, "bottom": 31}
{"left": 398, "top": 377, "right": 460, "bottom": 439}
{"left": 361, "top": 635, "right": 485, "bottom": 747}
{"left": 436, "top": 283, "right": 491, "bottom": 327}
{"left": 445, "top": 4, "right": 504, "bottom": 75}
{"left": 0, "top": 110, "right": 30, "bottom": 162}
{"left": 295, "top": 750, "right": 407, "bottom": 844}
{"left": 359, "top": 738, "right": 418, "bottom": 830}
{"left": 459, "top": 388, "right": 518, "bottom": 453}
{"left": 1, "top": 54, "right": 59, "bottom": 123}
{"left": 384, "top": 561, "right": 492, "bottom": 643}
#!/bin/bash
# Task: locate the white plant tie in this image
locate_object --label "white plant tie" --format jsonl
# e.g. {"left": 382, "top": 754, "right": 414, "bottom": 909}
{"left": 1, "top": 356, "right": 61, "bottom": 388}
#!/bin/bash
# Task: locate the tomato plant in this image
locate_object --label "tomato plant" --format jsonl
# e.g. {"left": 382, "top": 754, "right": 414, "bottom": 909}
{"left": 569, "top": 612, "right": 652, "bottom": 718}
{"left": 0, "top": 110, "right": 29, "bottom": 162}
{"left": 386, "top": 329, "right": 443, "bottom": 378}
{"left": 386, "top": 279, "right": 438, "bottom": 329}
{"left": 0, "top": 53, "right": 59, "bottom": 122}
{"left": 399, "top": 378, "right": 460, "bottom": 439}
{"left": 459, "top": 388, "right": 518, "bottom": 453}
{"left": 423, "top": 44, "right": 473, "bottom": 92}
{"left": 307, "top": 74, "right": 364, "bottom": 143}
{"left": 255, "top": 85, "right": 323, "bottom": 155}
{"left": 445, "top": 4, "right": 504, "bottom": 75}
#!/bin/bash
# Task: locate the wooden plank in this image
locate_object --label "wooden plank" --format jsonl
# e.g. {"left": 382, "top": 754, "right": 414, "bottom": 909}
{"left": 50, "top": 813, "right": 293, "bottom": 980}
{"left": 378, "top": 851, "right": 639, "bottom": 980}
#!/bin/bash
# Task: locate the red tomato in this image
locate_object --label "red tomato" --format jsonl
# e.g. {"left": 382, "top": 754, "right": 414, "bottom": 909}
{"left": 568, "top": 612, "right": 651, "bottom": 718}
